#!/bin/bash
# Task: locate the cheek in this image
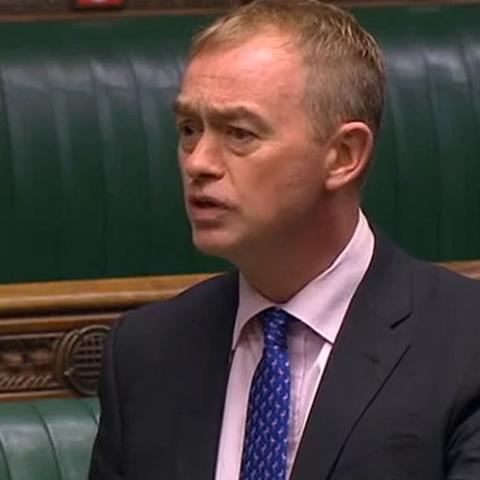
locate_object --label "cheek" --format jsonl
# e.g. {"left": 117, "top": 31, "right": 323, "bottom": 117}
{"left": 279, "top": 171, "right": 323, "bottom": 219}
{"left": 242, "top": 161, "right": 323, "bottom": 224}
{"left": 228, "top": 139, "right": 325, "bottom": 216}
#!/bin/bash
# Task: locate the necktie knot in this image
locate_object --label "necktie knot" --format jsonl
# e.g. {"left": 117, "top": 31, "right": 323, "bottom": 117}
{"left": 261, "top": 308, "right": 290, "bottom": 350}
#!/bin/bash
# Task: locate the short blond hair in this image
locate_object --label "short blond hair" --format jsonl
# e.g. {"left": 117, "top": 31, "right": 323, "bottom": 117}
{"left": 190, "top": 0, "right": 386, "bottom": 142}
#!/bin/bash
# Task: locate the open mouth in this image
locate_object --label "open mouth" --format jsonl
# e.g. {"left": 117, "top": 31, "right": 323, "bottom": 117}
{"left": 192, "top": 199, "right": 221, "bottom": 208}
{"left": 188, "top": 194, "right": 227, "bottom": 209}
{"left": 187, "top": 195, "right": 229, "bottom": 222}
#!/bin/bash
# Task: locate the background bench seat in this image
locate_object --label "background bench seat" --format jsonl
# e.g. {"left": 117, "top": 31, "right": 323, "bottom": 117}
{"left": 0, "top": 398, "right": 99, "bottom": 480}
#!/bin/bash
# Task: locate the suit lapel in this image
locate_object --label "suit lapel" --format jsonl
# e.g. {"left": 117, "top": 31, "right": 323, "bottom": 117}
{"left": 291, "top": 234, "right": 415, "bottom": 480}
{"left": 176, "top": 272, "right": 239, "bottom": 480}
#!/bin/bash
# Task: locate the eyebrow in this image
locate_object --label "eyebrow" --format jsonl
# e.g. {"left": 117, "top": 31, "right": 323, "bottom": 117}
{"left": 173, "top": 99, "right": 273, "bottom": 134}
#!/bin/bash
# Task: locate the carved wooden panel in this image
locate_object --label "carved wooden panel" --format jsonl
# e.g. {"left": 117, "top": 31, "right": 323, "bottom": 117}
{"left": 57, "top": 325, "right": 110, "bottom": 396}
{"left": 0, "top": 273, "right": 213, "bottom": 401}
{"left": 0, "top": 317, "right": 116, "bottom": 401}
{"left": 0, "top": 328, "right": 109, "bottom": 396}
{"left": 0, "top": 333, "right": 60, "bottom": 393}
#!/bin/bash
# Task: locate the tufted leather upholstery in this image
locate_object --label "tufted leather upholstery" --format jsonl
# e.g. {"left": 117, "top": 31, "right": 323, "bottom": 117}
{"left": 357, "top": 4, "right": 480, "bottom": 262}
{"left": 0, "top": 15, "right": 225, "bottom": 284}
{"left": 0, "top": 4, "right": 479, "bottom": 283}
{"left": 0, "top": 398, "right": 99, "bottom": 480}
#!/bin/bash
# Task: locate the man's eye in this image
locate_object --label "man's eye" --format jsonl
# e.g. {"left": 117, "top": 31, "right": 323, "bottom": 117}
{"left": 177, "top": 121, "right": 202, "bottom": 152}
{"left": 178, "top": 122, "right": 199, "bottom": 137}
{"left": 227, "top": 127, "right": 256, "bottom": 142}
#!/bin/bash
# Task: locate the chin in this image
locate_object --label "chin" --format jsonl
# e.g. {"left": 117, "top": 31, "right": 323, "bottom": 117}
{"left": 192, "top": 229, "right": 239, "bottom": 261}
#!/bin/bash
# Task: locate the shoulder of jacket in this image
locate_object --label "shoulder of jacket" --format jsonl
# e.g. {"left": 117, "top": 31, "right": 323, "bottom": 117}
{"left": 111, "top": 270, "right": 238, "bottom": 340}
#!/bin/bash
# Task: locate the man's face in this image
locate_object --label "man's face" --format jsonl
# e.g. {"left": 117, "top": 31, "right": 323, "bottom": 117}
{"left": 176, "top": 31, "right": 331, "bottom": 263}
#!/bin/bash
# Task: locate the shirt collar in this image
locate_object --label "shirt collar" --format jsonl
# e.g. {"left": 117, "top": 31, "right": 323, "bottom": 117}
{"left": 232, "top": 210, "right": 375, "bottom": 349}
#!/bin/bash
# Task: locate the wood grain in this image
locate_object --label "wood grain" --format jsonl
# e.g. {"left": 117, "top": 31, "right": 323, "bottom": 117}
{"left": 0, "top": 273, "right": 217, "bottom": 316}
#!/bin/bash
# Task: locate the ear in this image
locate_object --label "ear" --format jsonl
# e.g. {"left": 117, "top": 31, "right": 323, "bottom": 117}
{"left": 323, "top": 122, "right": 374, "bottom": 192}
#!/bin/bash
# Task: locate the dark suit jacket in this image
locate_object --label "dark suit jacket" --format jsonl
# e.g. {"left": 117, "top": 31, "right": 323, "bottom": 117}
{"left": 89, "top": 234, "right": 480, "bottom": 480}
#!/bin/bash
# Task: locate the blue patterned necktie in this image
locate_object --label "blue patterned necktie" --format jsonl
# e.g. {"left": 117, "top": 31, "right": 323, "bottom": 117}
{"left": 240, "top": 308, "right": 291, "bottom": 480}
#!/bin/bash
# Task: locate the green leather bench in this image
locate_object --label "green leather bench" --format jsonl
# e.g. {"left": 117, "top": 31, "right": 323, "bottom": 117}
{"left": 0, "top": 398, "right": 99, "bottom": 480}
{"left": 0, "top": 3, "right": 479, "bottom": 284}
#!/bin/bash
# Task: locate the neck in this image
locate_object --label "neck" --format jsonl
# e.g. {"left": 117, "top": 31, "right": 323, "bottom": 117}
{"left": 237, "top": 207, "right": 359, "bottom": 303}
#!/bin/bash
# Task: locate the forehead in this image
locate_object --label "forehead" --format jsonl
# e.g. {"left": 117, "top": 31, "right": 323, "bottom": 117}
{"left": 179, "top": 31, "right": 306, "bottom": 109}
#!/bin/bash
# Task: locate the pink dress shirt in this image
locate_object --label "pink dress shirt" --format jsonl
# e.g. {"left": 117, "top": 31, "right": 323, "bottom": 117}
{"left": 214, "top": 211, "right": 375, "bottom": 480}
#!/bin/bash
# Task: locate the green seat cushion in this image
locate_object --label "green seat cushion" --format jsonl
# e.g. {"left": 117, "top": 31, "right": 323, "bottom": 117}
{"left": 0, "top": 398, "right": 99, "bottom": 480}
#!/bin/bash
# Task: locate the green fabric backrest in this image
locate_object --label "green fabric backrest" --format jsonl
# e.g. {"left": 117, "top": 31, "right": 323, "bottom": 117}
{"left": 0, "top": 4, "right": 479, "bottom": 283}
{"left": 0, "top": 398, "right": 99, "bottom": 480}
{"left": 356, "top": 5, "right": 480, "bottom": 262}
{"left": 0, "top": 15, "right": 227, "bottom": 283}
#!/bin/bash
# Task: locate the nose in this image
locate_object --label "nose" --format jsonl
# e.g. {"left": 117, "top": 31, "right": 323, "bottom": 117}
{"left": 180, "top": 133, "right": 224, "bottom": 184}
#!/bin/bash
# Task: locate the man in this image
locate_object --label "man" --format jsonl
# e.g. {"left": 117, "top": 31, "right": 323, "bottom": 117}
{"left": 89, "top": 1, "right": 480, "bottom": 479}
